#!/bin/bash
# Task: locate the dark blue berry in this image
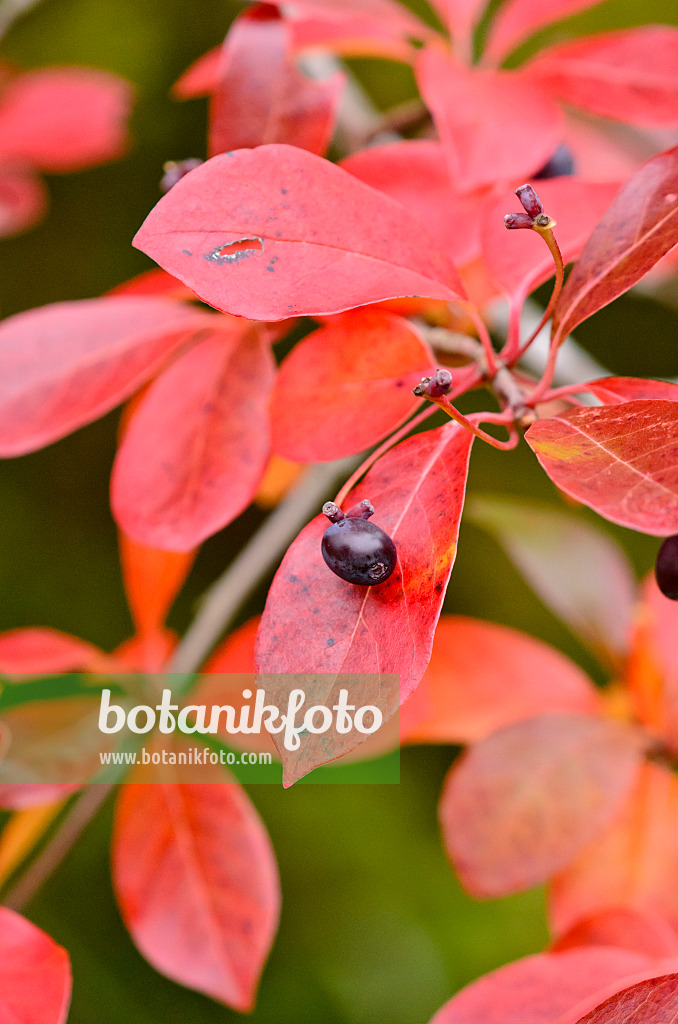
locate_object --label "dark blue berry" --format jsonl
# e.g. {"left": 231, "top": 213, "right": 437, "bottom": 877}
{"left": 655, "top": 535, "right": 678, "bottom": 600}
{"left": 321, "top": 502, "right": 397, "bottom": 586}
{"left": 534, "top": 143, "right": 576, "bottom": 180}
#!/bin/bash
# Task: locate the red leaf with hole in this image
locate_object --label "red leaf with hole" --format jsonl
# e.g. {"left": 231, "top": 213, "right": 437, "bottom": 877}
{"left": 574, "top": 973, "right": 678, "bottom": 1024}
{"left": 271, "top": 309, "right": 434, "bottom": 461}
{"left": 483, "top": 0, "right": 606, "bottom": 63}
{"left": 401, "top": 616, "right": 601, "bottom": 744}
{"left": 554, "top": 908, "right": 678, "bottom": 960}
{"left": 428, "top": 947, "right": 659, "bottom": 1024}
{"left": 468, "top": 495, "right": 637, "bottom": 666}
{"left": 550, "top": 764, "right": 678, "bottom": 937}
{"left": 118, "top": 532, "right": 196, "bottom": 638}
{"left": 0, "top": 68, "right": 131, "bottom": 172}
{"left": 0, "top": 907, "right": 71, "bottom": 1024}
{"left": 0, "top": 627, "right": 104, "bottom": 675}
{"left": 111, "top": 321, "right": 274, "bottom": 550}
{"left": 526, "top": 401, "right": 678, "bottom": 536}
{"left": 0, "top": 166, "right": 47, "bottom": 238}
{"left": 341, "top": 141, "right": 486, "bottom": 268}
{"left": 208, "top": 6, "right": 344, "bottom": 159}
{"left": 0, "top": 297, "right": 214, "bottom": 456}
{"left": 256, "top": 421, "right": 474, "bottom": 779}
{"left": 587, "top": 377, "right": 678, "bottom": 405}
{"left": 439, "top": 713, "right": 644, "bottom": 897}
{"left": 481, "top": 179, "right": 618, "bottom": 303}
{"left": 133, "top": 144, "right": 465, "bottom": 320}
{"left": 552, "top": 147, "right": 678, "bottom": 344}
{"left": 416, "top": 48, "right": 563, "bottom": 192}
{"left": 524, "top": 28, "right": 678, "bottom": 127}
{"left": 113, "top": 770, "right": 280, "bottom": 1012}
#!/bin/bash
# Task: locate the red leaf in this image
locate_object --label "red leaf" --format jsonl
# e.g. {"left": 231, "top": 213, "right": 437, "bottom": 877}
{"left": 481, "top": 179, "right": 618, "bottom": 302}
{"left": 0, "top": 627, "right": 104, "bottom": 675}
{"left": 256, "top": 421, "right": 474, "bottom": 780}
{"left": 428, "top": 0, "right": 489, "bottom": 49}
{"left": 263, "top": 0, "right": 431, "bottom": 40}
{"left": 0, "top": 165, "right": 47, "bottom": 238}
{"left": 550, "top": 763, "right": 678, "bottom": 937}
{"left": 341, "top": 140, "right": 487, "bottom": 268}
{"left": 205, "top": 617, "right": 261, "bottom": 673}
{"left": 0, "top": 907, "right": 71, "bottom": 1024}
{"left": 208, "top": 6, "right": 344, "bottom": 158}
{"left": 111, "top": 322, "right": 275, "bottom": 550}
{"left": 108, "top": 268, "right": 197, "bottom": 302}
{"left": 554, "top": 908, "right": 678, "bottom": 960}
{"left": 574, "top": 973, "right": 678, "bottom": 1024}
{"left": 0, "top": 296, "right": 214, "bottom": 456}
{"left": 113, "top": 769, "right": 279, "bottom": 1011}
{"left": 0, "top": 67, "right": 131, "bottom": 172}
{"left": 0, "top": 784, "right": 80, "bottom": 811}
{"left": 483, "top": 0, "right": 606, "bottom": 63}
{"left": 429, "top": 947, "right": 658, "bottom": 1024}
{"left": 289, "top": 15, "right": 415, "bottom": 61}
{"left": 133, "top": 144, "right": 466, "bottom": 321}
{"left": 401, "top": 616, "right": 601, "bottom": 744}
{"left": 525, "top": 401, "right": 678, "bottom": 536}
{"left": 439, "top": 713, "right": 644, "bottom": 897}
{"left": 173, "top": 46, "right": 221, "bottom": 98}
{"left": 552, "top": 147, "right": 678, "bottom": 344}
{"left": 626, "top": 575, "right": 678, "bottom": 750}
{"left": 416, "top": 48, "right": 563, "bottom": 192}
{"left": 587, "top": 377, "right": 678, "bottom": 405}
{"left": 118, "top": 532, "right": 196, "bottom": 638}
{"left": 468, "top": 495, "right": 637, "bottom": 666}
{"left": 525, "top": 28, "right": 678, "bottom": 127}
{"left": 271, "top": 309, "right": 435, "bottom": 461}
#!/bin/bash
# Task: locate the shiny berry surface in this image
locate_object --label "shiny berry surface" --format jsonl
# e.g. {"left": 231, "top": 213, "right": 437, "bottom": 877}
{"left": 321, "top": 518, "right": 397, "bottom": 586}
{"left": 656, "top": 535, "right": 678, "bottom": 600}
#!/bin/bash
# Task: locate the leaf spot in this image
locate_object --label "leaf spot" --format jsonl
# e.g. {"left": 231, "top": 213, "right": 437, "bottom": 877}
{"left": 204, "top": 237, "right": 264, "bottom": 265}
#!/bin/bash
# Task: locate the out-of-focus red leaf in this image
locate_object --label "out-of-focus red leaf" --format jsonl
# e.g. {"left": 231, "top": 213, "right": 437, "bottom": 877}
{"left": 526, "top": 401, "right": 678, "bottom": 536}
{"left": 133, "top": 144, "right": 466, "bottom": 320}
{"left": 205, "top": 618, "right": 261, "bottom": 673}
{"left": 173, "top": 47, "right": 221, "bottom": 98}
{"left": 401, "top": 616, "right": 601, "bottom": 744}
{"left": 552, "top": 147, "right": 678, "bottom": 344}
{"left": 290, "top": 15, "right": 415, "bottom": 60}
{"left": 108, "top": 268, "right": 196, "bottom": 302}
{"left": 587, "top": 377, "right": 678, "bottom": 405}
{"left": 112, "top": 770, "right": 280, "bottom": 1011}
{"left": 428, "top": 0, "right": 489, "bottom": 49}
{"left": 0, "top": 297, "right": 215, "bottom": 456}
{"left": 208, "top": 6, "right": 344, "bottom": 159}
{"left": 112, "top": 629, "right": 176, "bottom": 672}
{"left": 256, "top": 421, "right": 474, "bottom": 779}
{"left": 429, "top": 947, "right": 657, "bottom": 1024}
{"left": 468, "top": 495, "right": 636, "bottom": 665}
{"left": 0, "top": 784, "right": 80, "bottom": 811}
{"left": 271, "top": 309, "right": 434, "bottom": 462}
{"left": 341, "top": 140, "right": 487, "bottom": 268}
{"left": 264, "top": 0, "right": 432, "bottom": 39}
{"left": 440, "top": 713, "right": 644, "bottom": 897}
{"left": 111, "top": 322, "right": 274, "bottom": 550}
{"left": 0, "top": 627, "right": 104, "bottom": 675}
{"left": 0, "top": 907, "right": 71, "bottom": 1024}
{"left": 550, "top": 763, "right": 678, "bottom": 937}
{"left": 0, "top": 68, "right": 132, "bottom": 172}
{"left": 626, "top": 575, "right": 678, "bottom": 750}
{"left": 554, "top": 908, "right": 678, "bottom": 959}
{"left": 525, "top": 29, "right": 678, "bottom": 127}
{"left": 481, "top": 179, "right": 618, "bottom": 303}
{"left": 483, "top": 0, "right": 605, "bottom": 63}
{"left": 574, "top": 973, "right": 678, "bottom": 1024}
{"left": 0, "top": 164, "right": 47, "bottom": 237}
{"left": 416, "top": 47, "right": 563, "bottom": 192}
{"left": 119, "top": 532, "right": 196, "bottom": 638}
{"left": 562, "top": 114, "right": 641, "bottom": 183}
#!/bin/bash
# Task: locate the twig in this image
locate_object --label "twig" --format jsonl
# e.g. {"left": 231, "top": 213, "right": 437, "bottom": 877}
{"left": 3, "top": 784, "right": 113, "bottom": 911}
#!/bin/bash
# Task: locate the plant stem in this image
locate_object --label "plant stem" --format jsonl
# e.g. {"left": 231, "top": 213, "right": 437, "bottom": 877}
{"left": 3, "top": 784, "right": 114, "bottom": 911}
{"left": 506, "top": 225, "right": 565, "bottom": 366}
{"left": 167, "top": 457, "right": 360, "bottom": 675}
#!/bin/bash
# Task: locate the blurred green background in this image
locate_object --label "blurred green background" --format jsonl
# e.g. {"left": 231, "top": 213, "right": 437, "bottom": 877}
{"left": 0, "top": 0, "right": 677, "bottom": 1021}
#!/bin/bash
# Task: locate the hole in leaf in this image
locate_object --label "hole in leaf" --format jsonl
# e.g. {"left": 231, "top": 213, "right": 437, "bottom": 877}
{"left": 204, "top": 237, "right": 264, "bottom": 265}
